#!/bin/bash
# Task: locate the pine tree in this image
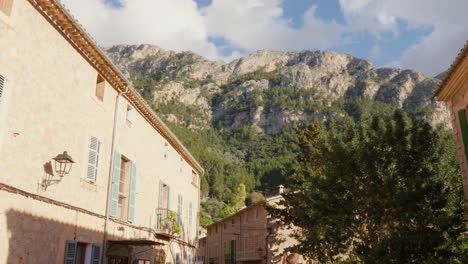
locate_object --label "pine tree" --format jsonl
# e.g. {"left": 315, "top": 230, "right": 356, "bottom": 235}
{"left": 270, "top": 110, "right": 467, "bottom": 263}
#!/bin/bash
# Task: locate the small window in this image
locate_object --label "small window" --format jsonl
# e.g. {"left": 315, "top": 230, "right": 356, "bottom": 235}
{"left": 0, "top": 0, "right": 14, "bottom": 16}
{"left": 164, "top": 142, "right": 169, "bottom": 158}
{"left": 137, "top": 260, "right": 151, "bottom": 264}
{"left": 254, "top": 208, "right": 258, "bottom": 219}
{"left": 95, "top": 74, "right": 105, "bottom": 101}
{"left": 126, "top": 104, "right": 135, "bottom": 125}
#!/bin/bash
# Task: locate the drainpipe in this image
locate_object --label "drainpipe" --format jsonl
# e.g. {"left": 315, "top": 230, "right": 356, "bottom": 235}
{"left": 101, "top": 84, "right": 129, "bottom": 264}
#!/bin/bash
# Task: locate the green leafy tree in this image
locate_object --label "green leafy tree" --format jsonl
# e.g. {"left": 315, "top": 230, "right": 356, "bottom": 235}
{"left": 270, "top": 110, "right": 467, "bottom": 263}
{"left": 246, "top": 192, "right": 266, "bottom": 206}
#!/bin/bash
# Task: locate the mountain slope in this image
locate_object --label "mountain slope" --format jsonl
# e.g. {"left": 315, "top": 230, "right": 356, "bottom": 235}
{"left": 106, "top": 44, "right": 449, "bottom": 133}
{"left": 104, "top": 44, "right": 450, "bottom": 221}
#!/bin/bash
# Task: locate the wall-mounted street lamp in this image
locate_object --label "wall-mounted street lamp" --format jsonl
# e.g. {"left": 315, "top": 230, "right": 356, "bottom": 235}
{"left": 42, "top": 151, "right": 74, "bottom": 189}
{"left": 53, "top": 151, "right": 74, "bottom": 177}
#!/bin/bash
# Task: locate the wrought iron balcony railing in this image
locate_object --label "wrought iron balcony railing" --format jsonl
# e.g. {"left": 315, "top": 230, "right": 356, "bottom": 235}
{"left": 155, "top": 208, "right": 182, "bottom": 237}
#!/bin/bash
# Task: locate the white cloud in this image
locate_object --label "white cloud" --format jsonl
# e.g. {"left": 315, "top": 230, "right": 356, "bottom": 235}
{"left": 60, "top": 0, "right": 468, "bottom": 75}
{"left": 61, "top": 0, "right": 345, "bottom": 62}
{"left": 61, "top": 0, "right": 221, "bottom": 59}
{"left": 339, "top": 0, "right": 468, "bottom": 76}
{"left": 370, "top": 44, "right": 380, "bottom": 59}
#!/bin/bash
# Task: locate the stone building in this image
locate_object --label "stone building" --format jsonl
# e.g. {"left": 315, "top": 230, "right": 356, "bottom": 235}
{"left": 0, "top": 0, "right": 203, "bottom": 263}
{"left": 202, "top": 188, "right": 313, "bottom": 264}
{"left": 433, "top": 40, "right": 468, "bottom": 231}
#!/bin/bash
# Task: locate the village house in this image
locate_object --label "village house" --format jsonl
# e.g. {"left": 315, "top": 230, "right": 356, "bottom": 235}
{"left": 0, "top": 0, "right": 203, "bottom": 263}
{"left": 202, "top": 186, "right": 313, "bottom": 264}
{"left": 433, "top": 40, "right": 468, "bottom": 232}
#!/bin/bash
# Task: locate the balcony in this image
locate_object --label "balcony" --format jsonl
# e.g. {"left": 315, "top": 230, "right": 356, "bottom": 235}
{"left": 155, "top": 208, "right": 182, "bottom": 238}
{"left": 236, "top": 250, "right": 263, "bottom": 262}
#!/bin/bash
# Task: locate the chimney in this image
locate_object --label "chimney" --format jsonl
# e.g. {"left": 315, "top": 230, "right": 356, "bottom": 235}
{"left": 278, "top": 184, "right": 284, "bottom": 195}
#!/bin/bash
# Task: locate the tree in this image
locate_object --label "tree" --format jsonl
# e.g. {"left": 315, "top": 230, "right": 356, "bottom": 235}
{"left": 270, "top": 110, "right": 467, "bottom": 263}
{"left": 246, "top": 192, "right": 266, "bottom": 206}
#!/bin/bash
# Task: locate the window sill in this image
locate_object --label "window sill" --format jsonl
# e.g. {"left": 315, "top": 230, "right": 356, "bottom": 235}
{"left": 80, "top": 178, "right": 98, "bottom": 192}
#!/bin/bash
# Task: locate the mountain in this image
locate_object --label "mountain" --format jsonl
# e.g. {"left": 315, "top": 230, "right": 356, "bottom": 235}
{"left": 104, "top": 44, "right": 451, "bottom": 222}
{"left": 105, "top": 44, "right": 449, "bottom": 133}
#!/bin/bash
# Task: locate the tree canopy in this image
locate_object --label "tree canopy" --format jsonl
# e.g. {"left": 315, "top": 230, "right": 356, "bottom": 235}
{"left": 270, "top": 110, "right": 467, "bottom": 263}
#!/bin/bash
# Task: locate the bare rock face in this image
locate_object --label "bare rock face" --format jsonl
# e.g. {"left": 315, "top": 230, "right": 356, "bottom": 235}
{"left": 104, "top": 44, "right": 450, "bottom": 133}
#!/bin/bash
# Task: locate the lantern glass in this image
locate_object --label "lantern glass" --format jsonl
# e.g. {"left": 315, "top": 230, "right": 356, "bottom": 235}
{"left": 53, "top": 151, "right": 74, "bottom": 177}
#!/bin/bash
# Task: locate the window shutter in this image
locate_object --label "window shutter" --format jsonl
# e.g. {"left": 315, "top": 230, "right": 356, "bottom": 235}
{"left": 91, "top": 244, "right": 101, "bottom": 264}
{"left": 109, "top": 151, "right": 121, "bottom": 217}
{"left": 177, "top": 194, "right": 182, "bottom": 223}
{"left": 86, "top": 137, "right": 100, "bottom": 181}
{"left": 189, "top": 202, "right": 193, "bottom": 226}
{"left": 158, "top": 181, "right": 163, "bottom": 208}
{"left": 128, "top": 162, "right": 137, "bottom": 222}
{"left": 167, "top": 185, "right": 171, "bottom": 217}
{"left": 0, "top": 74, "right": 5, "bottom": 106}
{"left": 458, "top": 109, "right": 468, "bottom": 161}
{"left": 63, "top": 240, "right": 77, "bottom": 264}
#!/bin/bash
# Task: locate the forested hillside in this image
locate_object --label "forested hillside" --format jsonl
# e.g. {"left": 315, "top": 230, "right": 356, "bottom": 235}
{"left": 104, "top": 44, "right": 450, "bottom": 225}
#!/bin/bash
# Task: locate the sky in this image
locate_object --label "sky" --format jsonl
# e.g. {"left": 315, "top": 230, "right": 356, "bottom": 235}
{"left": 60, "top": 0, "right": 468, "bottom": 76}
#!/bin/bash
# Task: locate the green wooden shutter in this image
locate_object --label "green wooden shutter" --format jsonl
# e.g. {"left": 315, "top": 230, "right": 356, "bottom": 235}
{"left": 63, "top": 240, "right": 77, "bottom": 264}
{"left": 91, "top": 244, "right": 101, "bottom": 264}
{"left": 128, "top": 162, "right": 137, "bottom": 222}
{"left": 109, "top": 152, "right": 121, "bottom": 217}
{"left": 458, "top": 109, "right": 468, "bottom": 160}
{"left": 158, "top": 181, "right": 163, "bottom": 208}
{"left": 167, "top": 185, "right": 171, "bottom": 209}
{"left": 189, "top": 202, "right": 193, "bottom": 226}
{"left": 177, "top": 194, "right": 182, "bottom": 223}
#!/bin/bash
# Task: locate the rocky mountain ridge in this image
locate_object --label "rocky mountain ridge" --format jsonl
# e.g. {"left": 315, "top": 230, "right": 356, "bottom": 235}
{"left": 105, "top": 44, "right": 450, "bottom": 133}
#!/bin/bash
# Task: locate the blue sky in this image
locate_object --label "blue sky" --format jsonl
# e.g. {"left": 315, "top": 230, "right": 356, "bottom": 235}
{"left": 63, "top": 0, "right": 468, "bottom": 76}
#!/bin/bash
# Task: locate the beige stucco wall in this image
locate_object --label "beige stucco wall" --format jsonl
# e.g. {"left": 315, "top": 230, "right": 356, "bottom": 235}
{"left": 0, "top": 0, "right": 200, "bottom": 263}
{"left": 443, "top": 76, "right": 468, "bottom": 213}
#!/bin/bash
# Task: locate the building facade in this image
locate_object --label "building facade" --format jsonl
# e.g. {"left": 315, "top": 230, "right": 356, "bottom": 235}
{"left": 0, "top": 0, "right": 203, "bottom": 263}
{"left": 434, "top": 40, "right": 468, "bottom": 230}
{"left": 203, "top": 192, "right": 313, "bottom": 264}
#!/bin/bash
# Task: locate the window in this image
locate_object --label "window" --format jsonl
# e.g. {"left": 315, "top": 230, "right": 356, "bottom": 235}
{"left": 95, "top": 74, "right": 105, "bottom": 101}
{"left": 64, "top": 240, "right": 100, "bottom": 264}
{"left": 164, "top": 142, "right": 169, "bottom": 158}
{"left": 86, "top": 136, "right": 100, "bottom": 182}
{"left": 254, "top": 208, "right": 258, "bottom": 219}
{"left": 117, "top": 156, "right": 131, "bottom": 219}
{"left": 157, "top": 182, "right": 170, "bottom": 229}
{"left": 176, "top": 253, "right": 181, "bottom": 264}
{"left": 126, "top": 104, "right": 135, "bottom": 125}
{"left": 137, "top": 260, "right": 151, "bottom": 264}
{"left": 0, "top": 0, "right": 14, "bottom": 16}
{"left": 191, "top": 170, "right": 198, "bottom": 187}
{"left": 109, "top": 152, "right": 137, "bottom": 222}
{"left": 180, "top": 157, "right": 184, "bottom": 173}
